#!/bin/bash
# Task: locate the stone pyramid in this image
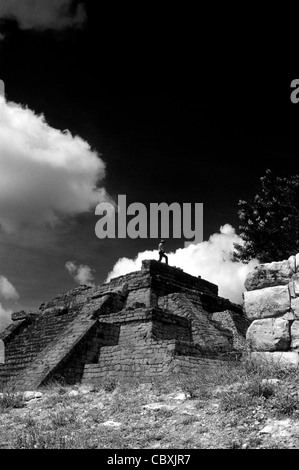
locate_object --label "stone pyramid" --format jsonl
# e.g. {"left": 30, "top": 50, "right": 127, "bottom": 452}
{"left": 0, "top": 260, "right": 249, "bottom": 390}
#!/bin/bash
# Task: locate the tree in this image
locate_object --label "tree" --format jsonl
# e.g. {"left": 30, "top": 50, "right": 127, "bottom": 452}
{"left": 234, "top": 169, "right": 299, "bottom": 263}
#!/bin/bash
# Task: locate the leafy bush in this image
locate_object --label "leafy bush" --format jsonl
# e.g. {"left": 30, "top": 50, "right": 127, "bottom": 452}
{"left": 234, "top": 169, "right": 299, "bottom": 262}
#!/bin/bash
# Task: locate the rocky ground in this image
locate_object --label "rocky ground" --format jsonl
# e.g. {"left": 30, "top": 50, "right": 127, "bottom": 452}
{"left": 1, "top": 361, "right": 299, "bottom": 449}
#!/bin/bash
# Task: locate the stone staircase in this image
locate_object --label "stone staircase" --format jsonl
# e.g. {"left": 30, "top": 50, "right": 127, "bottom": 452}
{"left": 0, "top": 307, "right": 79, "bottom": 386}
{"left": 0, "top": 292, "right": 126, "bottom": 390}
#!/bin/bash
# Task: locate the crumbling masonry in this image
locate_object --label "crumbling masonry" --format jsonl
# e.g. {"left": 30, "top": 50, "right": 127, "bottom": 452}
{"left": 0, "top": 260, "right": 249, "bottom": 390}
{"left": 244, "top": 253, "right": 299, "bottom": 366}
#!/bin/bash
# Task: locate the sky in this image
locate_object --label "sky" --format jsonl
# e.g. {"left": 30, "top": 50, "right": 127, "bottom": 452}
{"left": 0, "top": 1, "right": 298, "bottom": 330}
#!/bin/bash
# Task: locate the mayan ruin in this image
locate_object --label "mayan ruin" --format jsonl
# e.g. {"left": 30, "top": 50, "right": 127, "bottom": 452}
{"left": 0, "top": 260, "right": 249, "bottom": 391}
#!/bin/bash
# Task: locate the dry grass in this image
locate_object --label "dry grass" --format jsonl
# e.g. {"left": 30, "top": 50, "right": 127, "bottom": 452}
{"left": 1, "top": 361, "right": 299, "bottom": 449}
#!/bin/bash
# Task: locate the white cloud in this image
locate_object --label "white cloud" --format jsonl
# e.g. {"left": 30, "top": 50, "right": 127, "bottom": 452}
{"left": 0, "top": 276, "right": 19, "bottom": 332}
{"left": 0, "top": 96, "right": 107, "bottom": 233}
{"left": 65, "top": 261, "right": 95, "bottom": 286}
{"left": 0, "top": 276, "right": 19, "bottom": 301}
{"left": 0, "top": 0, "right": 86, "bottom": 31}
{"left": 0, "top": 302, "right": 12, "bottom": 332}
{"left": 106, "top": 224, "right": 259, "bottom": 304}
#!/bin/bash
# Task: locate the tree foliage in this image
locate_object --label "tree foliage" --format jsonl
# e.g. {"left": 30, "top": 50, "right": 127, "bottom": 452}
{"left": 234, "top": 169, "right": 299, "bottom": 263}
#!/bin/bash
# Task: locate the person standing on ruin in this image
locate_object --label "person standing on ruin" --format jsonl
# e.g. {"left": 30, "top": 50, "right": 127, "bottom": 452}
{"left": 158, "top": 239, "right": 168, "bottom": 264}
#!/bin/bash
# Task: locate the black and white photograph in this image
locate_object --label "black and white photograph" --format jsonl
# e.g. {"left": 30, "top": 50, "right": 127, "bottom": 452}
{"left": 0, "top": 0, "right": 298, "bottom": 455}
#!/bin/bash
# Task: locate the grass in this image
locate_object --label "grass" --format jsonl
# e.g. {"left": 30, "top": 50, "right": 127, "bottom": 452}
{"left": 178, "top": 375, "right": 212, "bottom": 400}
{"left": 1, "top": 360, "right": 299, "bottom": 448}
{"left": 266, "top": 390, "right": 299, "bottom": 417}
{"left": 0, "top": 391, "right": 26, "bottom": 412}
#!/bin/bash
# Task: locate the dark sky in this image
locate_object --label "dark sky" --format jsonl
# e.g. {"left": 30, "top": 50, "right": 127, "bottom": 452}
{"left": 0, "top": 1, "right": 298, "bottom": 313}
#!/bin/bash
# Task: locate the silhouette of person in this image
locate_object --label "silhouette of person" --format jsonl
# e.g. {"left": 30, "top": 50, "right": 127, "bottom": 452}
{"left": 158, "top": 239, "right": 168, "bottom": 264}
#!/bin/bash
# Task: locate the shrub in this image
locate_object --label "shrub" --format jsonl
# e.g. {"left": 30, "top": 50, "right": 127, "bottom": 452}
{"left": 156, "top": 408, "right": 174, "bottom": 419}
{"left": 180, "top": 415, "right": 200, "bottom": 426}
{"left": 0, "top": 392, "right": 26, "bottom": 412}
{"left": 51, "top": 409, "right": 77, "bottom": 428}
{"left": 15, "top": 426, "right": 69, "bottom": 449}
{"left": 245, "top": 379, "right": 275, "bottom": 399}
{"left": 44, "top": 394, "right": 69, "bottom": 407}
{"left": 102, "top": 377, "right": 118, "bottom": 393}
{"left": 40, "top": 375, "right": 70, "bottom": 393}
{"left": 178, "top": 376, "right": 211, "bottom": 400}
{"left": 227, "top": 439, "right": 243, "bottom": 449}
{"left": 246, "top": 436, "right": 263, "bottom": 449}
{"left": 267, "top": 392, "right": 299, "bottom": 417}
{"left": 219, "top": 392, "right": 253, "bottom": 412}
{"left": 24, "top": 415, "right": 36, "bottom": 428}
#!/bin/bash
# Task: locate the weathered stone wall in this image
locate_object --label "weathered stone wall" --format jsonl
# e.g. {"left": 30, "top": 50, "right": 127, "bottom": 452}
{"left": 47, "top": 322, "right": 120, "bottom": 385}
{"left": 0, "top": 306, "right": 79, "bottom": 385}
{"left": 169, "top": 356, "right": 233, "bottom": 375}
{"left": 158, "top": 293, "right": 234, "bottom": 352}
{"left": 81, "top": 341, "right": 232, "bottom": 383}
{"left": 82, "top": 340, "right": 177, "bottom": 381}
{"left": 210, "top": 311, "right": 248, "bottom": 351}
{"left": 49, "top": 309, "right": 192, "bottom": 384}
{"left": 244, "top": 254, "right": 299, "bottom": 366}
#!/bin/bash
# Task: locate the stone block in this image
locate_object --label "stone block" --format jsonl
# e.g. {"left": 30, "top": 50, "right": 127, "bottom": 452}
{"left": 289, "top": 280, "right": 296, "bottom": 298}
{"left": 289, "top": 255, "right": 296, "bottom": 273}
{"left": 291, "top": 321, "right": 299, "bottom": 349}
{"left": 293, "top": 274, "right": 299, "bottom": 296}
{"left": 245, "top": 260, "right": 294, "bottom": 291}
{"left": 244, "top": 285, "right": 290, "bottom": 320}
{"left": 291, "top": 297, "right": 299, "bottom": 319}
{"left": 249, "top": 351, "right": 299, "bottom": 367}
{"left": 246, "top": 318, "right": 290, "bottom": 351}
{"left": 11, "top": 310, "right": 28, "bottom": 321}
{"left": 282, "top": 310, "right": 296, "bottom": 321}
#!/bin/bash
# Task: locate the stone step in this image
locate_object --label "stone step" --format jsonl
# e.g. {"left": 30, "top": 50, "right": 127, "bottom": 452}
{"left": 8, "top": 326, "right": 70, "bottom": 339}
{"left": 4, "top": 355, "right": 36, "bottom": 364}
{"left": 0, "top": 313, "right": 83, "bottom": 384}
{"left": 0, "top": 368, "right": 27, "bottom": 378}
{"left": 7, "top": 342, "right": 47, "bottom": 350}
{"left": 0, "top": 372, "right": 21, "bottom": 380}
{"left": 5, "top": 325, "right": 75, "bottom": 348}
{"left": 6, "top": 349, "right": 46, "bottom": 359}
